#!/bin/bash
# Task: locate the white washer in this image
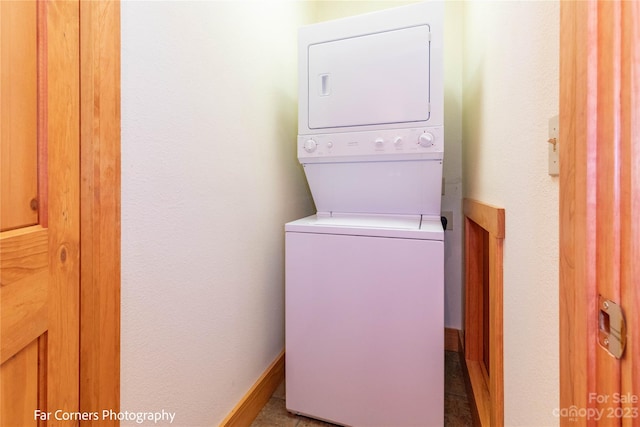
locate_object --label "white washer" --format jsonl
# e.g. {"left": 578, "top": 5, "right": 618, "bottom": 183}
{"left": 285, "top": 214, "right": 444, "bottom": 426}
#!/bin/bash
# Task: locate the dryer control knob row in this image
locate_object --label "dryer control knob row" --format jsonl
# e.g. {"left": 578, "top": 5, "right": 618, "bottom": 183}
{"left": 418, "top": 132, "right": 435, "bottom": 148}
{"left": 304, "top": 139, "right": 317, "bottom": 153}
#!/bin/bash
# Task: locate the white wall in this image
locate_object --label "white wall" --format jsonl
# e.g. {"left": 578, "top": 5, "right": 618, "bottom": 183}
{"left": 315, "top": 0, "right": 465, "bottom": 330}
{"left": 462, "top": 1, "right": 559, "bottom": 425}
{"left": 442, "top": 0, "right": 464, "bottom": 331}
{"left": 314, "top": 0, "right": 415, "bottom": 21}
{"left": 121, "top": 2, "right": 315, "bottom": 426}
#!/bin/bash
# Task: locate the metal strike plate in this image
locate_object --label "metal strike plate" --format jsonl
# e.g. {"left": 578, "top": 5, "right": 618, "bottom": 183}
{"left": 598, "top": 296, "right": 627, "bottom": 359}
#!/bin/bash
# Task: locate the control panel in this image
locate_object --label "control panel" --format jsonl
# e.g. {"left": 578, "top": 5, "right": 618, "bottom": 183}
{"left": 298, "top": 127, "right": 444, "bottom": 163}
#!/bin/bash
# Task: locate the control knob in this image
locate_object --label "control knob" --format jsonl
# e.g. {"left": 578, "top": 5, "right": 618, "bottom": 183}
{"left": 418, "top": 132, "right": 435, "bottom": 148}
{"left": 303, "top": 139, "right": 317, "bottom": 153}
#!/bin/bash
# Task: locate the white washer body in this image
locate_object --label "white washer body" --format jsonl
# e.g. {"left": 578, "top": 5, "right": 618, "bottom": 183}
{"left": 286, "top": 214, "right": 444, "bottom": 426}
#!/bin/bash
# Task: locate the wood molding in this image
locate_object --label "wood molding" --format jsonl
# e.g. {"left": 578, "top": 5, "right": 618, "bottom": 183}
{"left": 464, "top": 199, "right": 504, "bottom": 427}
{"left": 445, "top": 327, "right": 461, "bottom": 352}
{"left": 46, "top": 0, "right": 81, "bottom": 416}
{"left": 220, "top": 351, "right": 285, "bottom": 427}
{"left": 462, "top": 359, "right": 490, "bottom": 427}
{"left": 79, "top": 0, "right": 121, "bottom": 422}
{"left": 463, "top": 199, "right": 505, "bottom": 239}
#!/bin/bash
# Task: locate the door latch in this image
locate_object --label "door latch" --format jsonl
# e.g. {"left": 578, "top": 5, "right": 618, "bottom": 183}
{"left": 598, "top": 296, "right": 627, "bottom": 359}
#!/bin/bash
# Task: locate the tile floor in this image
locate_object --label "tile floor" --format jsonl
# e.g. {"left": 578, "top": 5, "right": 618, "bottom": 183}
{"left": 250, "top": 351, "right": 473, "bottom": 427}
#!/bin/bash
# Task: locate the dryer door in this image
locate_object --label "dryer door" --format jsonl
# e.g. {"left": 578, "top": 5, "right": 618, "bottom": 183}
{"left": 307, "top": 25, "right": 430, "bottom": 130}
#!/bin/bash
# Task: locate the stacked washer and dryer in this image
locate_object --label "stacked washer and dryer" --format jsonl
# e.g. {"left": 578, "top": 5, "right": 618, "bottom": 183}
{"left": 285, "top": 2, "right": 444, "bottom": 426}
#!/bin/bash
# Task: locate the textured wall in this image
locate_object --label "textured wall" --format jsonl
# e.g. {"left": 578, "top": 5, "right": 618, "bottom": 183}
{"left": 120, "top": 2, "right": 315, "bottom": 425}
{"left": 462, "top": 1, "right": 560, "bottom": 425}
{"left": 442, "top": 0, "right": 464, "bottom": 331}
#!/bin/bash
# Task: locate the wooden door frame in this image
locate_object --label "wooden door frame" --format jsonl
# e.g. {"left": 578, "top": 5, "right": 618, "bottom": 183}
{"left": 559, "top": 2, "right": 592, "bottom": 423}
{"left": 46, "top": 0, "right": 82, "bottom": 415}
{"left": 559, "top": 1, "right": 639, "bottom": 426}
{"left": 78, "top": 0, "right": 121, "bottom": 417}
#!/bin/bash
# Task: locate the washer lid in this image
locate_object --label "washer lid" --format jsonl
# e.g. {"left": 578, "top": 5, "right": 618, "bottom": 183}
{"left": 285, "top": 213, "right": 444, "bottom": 241}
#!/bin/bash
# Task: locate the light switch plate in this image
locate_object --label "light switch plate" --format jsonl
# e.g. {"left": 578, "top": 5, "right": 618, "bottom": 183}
{"left": 549, "top": 115, "right": 559, "bottom": 176}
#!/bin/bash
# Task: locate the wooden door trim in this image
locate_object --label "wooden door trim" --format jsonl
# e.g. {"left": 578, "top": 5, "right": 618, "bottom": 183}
{"left": 47, "top": 0, "right": 81, "bottom": 414}
{"left": 559, "top": 2, "right": 593, "bottom": 424}
{"left": 79, "top": 0, "right": 121, "bottom": 418}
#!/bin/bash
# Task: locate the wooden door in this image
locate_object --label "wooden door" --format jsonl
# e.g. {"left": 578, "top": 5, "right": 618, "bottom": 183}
{"left": 559, "top": 1, "right": 640, "bottom": 426}
{"left": 1, "top": 1, "right": 80, "bottom": 425}
{"left": 1, "top": 1, "right": 120, "bottom": 425}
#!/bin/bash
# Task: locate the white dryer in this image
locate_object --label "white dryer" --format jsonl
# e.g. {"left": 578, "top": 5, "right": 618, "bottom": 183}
{"left": 286, "top": 2, "right": 445, "bottom": 426}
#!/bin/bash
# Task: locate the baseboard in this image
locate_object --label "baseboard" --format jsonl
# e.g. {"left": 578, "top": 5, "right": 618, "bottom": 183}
{"left": 445, "top": 327, "right": 461, "bottom": 352}
{"left": 219, "top": 350, "right": 285, "bottom": 427}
